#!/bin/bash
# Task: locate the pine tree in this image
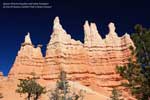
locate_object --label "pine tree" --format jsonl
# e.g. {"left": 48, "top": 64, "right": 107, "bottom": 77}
{"left": 110, "top": 88, "right": 123, "bottom": 100}
{"left": 117, "top": 24, "right": 150, "bottom": 100}
{"left": 49, "top": 70, "right": 84, "bottom": 100}
{"left": 16, "top": 74, "right": 46, "bottom": 100}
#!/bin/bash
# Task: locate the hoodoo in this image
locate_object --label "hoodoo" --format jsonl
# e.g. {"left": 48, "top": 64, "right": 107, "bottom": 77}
{"left": 0, "top": 17, "right": 135, "bottom": 100}
{"left": 9, "top": 32, "right": 45, "bottom": 78}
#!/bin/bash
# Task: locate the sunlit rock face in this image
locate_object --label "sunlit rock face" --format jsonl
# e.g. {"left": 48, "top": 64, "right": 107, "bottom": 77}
{"left": 8, "top": 32, "right": 45, "bottom": 79}
{"left": 44, "top": 17, "right": 87, "bottom": 80}
{"left": 1, "top": 16, "right": 135, "bottom": 100}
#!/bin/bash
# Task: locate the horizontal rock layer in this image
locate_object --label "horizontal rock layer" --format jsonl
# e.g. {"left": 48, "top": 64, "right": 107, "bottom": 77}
{"left": 6, "top": 16, "right": 135, "bottom": 99}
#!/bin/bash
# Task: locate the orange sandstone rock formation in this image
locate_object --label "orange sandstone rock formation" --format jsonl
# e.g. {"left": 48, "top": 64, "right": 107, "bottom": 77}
{"left": 1, "top": 17, "right": 135, "bottom": 100}
{"left": 9, "top": 32, "right": 45, "bottom": 79}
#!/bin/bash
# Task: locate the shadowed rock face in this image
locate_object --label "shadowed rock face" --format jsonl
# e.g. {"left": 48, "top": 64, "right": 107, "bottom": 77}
{"left": 3, "top": 17, "right": 135, "bottom": 99}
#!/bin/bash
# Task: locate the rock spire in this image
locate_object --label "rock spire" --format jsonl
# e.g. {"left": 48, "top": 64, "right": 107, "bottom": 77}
{"left": 84, "top": 21, "right": 103, "bottom": 47}
{"left": 84, "top": 20, "right": 91, "bottom": 46}
{"left": 53, "top": 16, "right": 66, "bottom": 33}
{"left": 24, "top": 32, "right": 32, "bottom": 44}
{"left": 5, "top": 17, "right": 135, "bottom": 100}
{"left": 107, "top": 22, "right": 118, "bottom": 37}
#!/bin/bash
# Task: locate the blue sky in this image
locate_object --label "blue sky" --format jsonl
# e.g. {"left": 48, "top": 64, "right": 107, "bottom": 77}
{"left": 0, "top": 0, "right": 150, "bottom": 75}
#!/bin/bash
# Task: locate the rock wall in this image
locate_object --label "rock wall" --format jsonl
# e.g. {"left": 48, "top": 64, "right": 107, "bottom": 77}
{"left": 9, "top": 33, "right": 45, "bottom": 79}
{"left": 42, "top": 17, "right": 134, "bottom": 90}
{"left": 6, "top": 16, "right": 135, "bottom": 99}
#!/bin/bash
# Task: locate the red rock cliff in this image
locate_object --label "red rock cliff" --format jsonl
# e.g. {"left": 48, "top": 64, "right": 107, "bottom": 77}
{"left": 7, "top": 16, "right": 135, "bottom": 99}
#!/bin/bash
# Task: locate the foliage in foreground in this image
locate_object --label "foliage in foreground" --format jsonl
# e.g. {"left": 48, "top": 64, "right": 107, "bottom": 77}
{"left": 16, "top": 75, "right": 46, "bottom": 100}
{"left": 110, "top": 88, "right": 123, "bottom": 100}
{"left": 117, "top": 24, "right": 150, "bottom": 100}
{"left": 49, "top": 70, "right": 84, "bottom": 100}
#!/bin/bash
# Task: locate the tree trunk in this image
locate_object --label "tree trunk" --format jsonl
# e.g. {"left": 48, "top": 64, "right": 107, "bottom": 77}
{"left": 27, "top": 93, "right": 31, "bottom": 100}
{"left": 34, "top": 93, "right": 39, "bottom": 100}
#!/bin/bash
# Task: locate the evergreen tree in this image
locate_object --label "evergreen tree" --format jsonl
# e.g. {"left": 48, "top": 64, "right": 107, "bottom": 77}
{"left": 16, "top": 75, "right": 46, "bottom": 100}
{"left": 117, "top": 24, "right": 150, "bottom": 100}
{"left": 110, "top": 88, "right": 123, "bottom": 100}
{"left": 49, "top": 70, "right": 84, "bottom": 100}
{"left": 132, "top": 24, "right": 150, "bottom": 65}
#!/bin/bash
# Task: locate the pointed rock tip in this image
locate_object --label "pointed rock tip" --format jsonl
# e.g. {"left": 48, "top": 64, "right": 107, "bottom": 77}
{"left": 53, "top": 16, "right": 65, "bottom": 31}
{"left": 84, "top": 20, "right": 89, "bottom": 25}
{"left": 90, "top": 22, "right": 98, "bottom": 32}
{"left": 90, "top": 22, "right": 102, "bottom": 39}
{"left": 125, "top": 32, "right": 129, "bottom": 35}
{"left": 108, "top": 22, "right": 116, "bottom": 32}
{"left": 27, "top": 32, "right": 30, "bottom": 35}
{"left": 84, "top": 20, "right": 90, "bottom": 29}
{"left": 54, "top": 16, "right": 60, "bottom": 24}
{"left": 24, "top": 32, "right": 32, "bottom": 44}
{"left": 124, "top": 32, "right": 130, "bottom": 37}
{"left": 90, "top": 22, "right": 96, "bottom": 27}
